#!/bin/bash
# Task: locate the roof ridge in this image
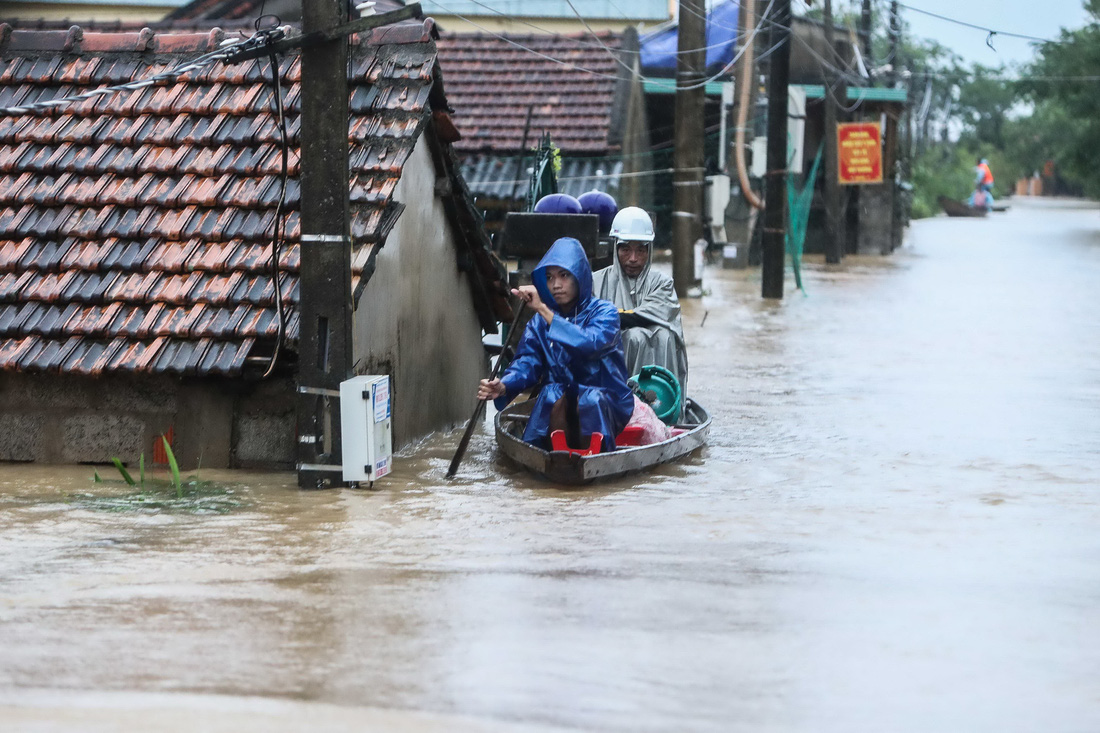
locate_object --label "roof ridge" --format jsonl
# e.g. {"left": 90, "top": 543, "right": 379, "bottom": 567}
{"left": 0, "top": 24, "right": 230, "bottom": 55}
{"left": 0, "top": 18, "right": 436, "bottom": 56}
{"left": 437, "top": 29, "right": 623, "bottom": 43}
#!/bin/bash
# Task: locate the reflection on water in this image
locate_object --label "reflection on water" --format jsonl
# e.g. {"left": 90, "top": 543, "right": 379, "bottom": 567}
{"left": 1, "top": 199, "right": 1099, "bottom": 732}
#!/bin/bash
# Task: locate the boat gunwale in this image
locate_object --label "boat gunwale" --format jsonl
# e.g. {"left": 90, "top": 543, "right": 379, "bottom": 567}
{"left": 494, "top": 398, "right": 711, "bottom": 485}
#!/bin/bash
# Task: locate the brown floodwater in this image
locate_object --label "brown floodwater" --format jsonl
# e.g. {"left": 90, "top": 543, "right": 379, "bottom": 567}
{"left": 2, "top": 197, "right": 1098, "bottom": 732}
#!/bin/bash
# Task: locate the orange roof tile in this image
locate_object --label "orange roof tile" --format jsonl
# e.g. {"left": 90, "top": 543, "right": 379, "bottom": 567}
{"left": 0, "top": 19, "right": 507, "bottom": 376}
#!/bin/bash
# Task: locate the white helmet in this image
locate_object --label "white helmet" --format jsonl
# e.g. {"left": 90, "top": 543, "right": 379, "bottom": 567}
{"left": 609, "top": 206, "right": 655, "bottom": 243}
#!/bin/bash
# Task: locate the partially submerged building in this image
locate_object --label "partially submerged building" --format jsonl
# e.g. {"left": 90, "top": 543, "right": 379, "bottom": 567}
{"left": 0, "top": 19, "right": 508, "bottom": 468}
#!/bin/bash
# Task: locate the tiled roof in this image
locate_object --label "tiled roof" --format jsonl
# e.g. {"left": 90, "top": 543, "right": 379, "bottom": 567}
{"left": 435, "top": 32, "right": 626, "bottom": 155}
{"left": 164, "top": 0, "right": 409, "bottom": 22}
{"left": 0, "top": 20, "right": 505, "bottom": 377}
{"left": 462, "top": 153, "right": 623, "bottom": 203}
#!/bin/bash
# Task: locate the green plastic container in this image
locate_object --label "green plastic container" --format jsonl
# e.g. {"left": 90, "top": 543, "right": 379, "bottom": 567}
{"left": 633, "top": 364, "right": 681, "bottom": 425}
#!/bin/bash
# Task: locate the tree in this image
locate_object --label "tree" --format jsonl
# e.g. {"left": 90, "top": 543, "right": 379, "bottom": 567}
{"left": 955, "top": 65, "right": 1015, "bottom": 150}
{"left": 1021, "top": 0, "right": 1100, "bottom": 195}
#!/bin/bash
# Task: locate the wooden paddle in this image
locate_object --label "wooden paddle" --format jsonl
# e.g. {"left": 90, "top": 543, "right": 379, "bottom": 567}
{"left": 446, "top": 305, "right": 526, "bottom": 479}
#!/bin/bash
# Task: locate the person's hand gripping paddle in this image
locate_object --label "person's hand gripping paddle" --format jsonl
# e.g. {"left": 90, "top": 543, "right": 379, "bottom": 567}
{"left": 446, "top": 305, "right": 526, "bottom": 479}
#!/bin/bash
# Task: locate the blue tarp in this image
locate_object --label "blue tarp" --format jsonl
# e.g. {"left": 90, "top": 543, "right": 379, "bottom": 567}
{"left": 639, "top": 1, "right": 740, "bottom": 75}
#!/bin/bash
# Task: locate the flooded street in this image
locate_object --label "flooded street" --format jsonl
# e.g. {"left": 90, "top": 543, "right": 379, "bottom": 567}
{"left": 2, "top": 197, "right": 1098, "bottom": 731}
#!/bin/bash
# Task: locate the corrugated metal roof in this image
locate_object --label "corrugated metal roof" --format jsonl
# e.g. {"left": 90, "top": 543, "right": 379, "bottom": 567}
{"left": 462, "top": 154, "right": 624, "bottom": 203}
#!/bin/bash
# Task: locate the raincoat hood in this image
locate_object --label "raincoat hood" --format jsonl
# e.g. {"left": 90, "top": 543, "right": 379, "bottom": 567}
{"left": 532, "top": 237, "right": 593, "bottom": 314}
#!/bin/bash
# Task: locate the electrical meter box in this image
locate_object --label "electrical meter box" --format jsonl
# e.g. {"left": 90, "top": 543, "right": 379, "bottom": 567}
{"left": 340, "top": 375, "right": 392, "bottom": 484}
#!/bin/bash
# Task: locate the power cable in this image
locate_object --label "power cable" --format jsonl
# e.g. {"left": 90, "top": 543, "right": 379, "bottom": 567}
{"left": 0, "top": 27, "right": 286, "bottom": 116}
{"left": 262, "top": 37, "right": 290, "bottom": 378}
{"left": 429, "top": 0, "right": 783, "bottom": 89}
{"left": 558, "top": 0, "right": 641, "bottom": 79}
{"left": 896, "top": 2, "right": 1057, "bottom": 46}
{"left": 435, "top": 0, "right": 751, "bottom": 57}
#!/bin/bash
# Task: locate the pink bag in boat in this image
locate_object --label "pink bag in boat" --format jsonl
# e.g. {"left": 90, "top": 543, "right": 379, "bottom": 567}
{"left": 624, "top": 396, "right": 672, "bottom": 445}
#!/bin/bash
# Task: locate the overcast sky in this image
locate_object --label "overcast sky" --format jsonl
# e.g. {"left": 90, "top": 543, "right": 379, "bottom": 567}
{"left": 891, "top": 0, "right": 1091, "bottom": 67}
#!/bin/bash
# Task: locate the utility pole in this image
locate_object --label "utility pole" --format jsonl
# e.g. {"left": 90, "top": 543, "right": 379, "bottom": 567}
{"left": 888, "top": 0, "right": 899, "bottom": 87}
{"left": 823, "top": 0, "right": 843, "bottom": 264}
{"left": 297, "top": 0, "right": 353, "bottom": 488}
{"left": 672, "top": 0, "right": 707, "bottom": 297}
{"left": 761, "top": 0, "right": 791, "bottom": 298}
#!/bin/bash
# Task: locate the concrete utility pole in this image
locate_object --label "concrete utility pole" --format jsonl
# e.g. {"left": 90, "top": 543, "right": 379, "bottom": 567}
{"left": 761, "top": 0, "right": 791, "bottom": 298}
{"left": 296, "top": 0, "right": 353, "bottom": 488}
{"left": 823, "top": 0, "right": 844, "bottom": 264}
{"left": 672, "top": 0, "right": 707, "bottom": 297}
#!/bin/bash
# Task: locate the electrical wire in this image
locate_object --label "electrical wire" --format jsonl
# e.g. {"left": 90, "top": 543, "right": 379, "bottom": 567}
{"left": 561, "top": 0, "right": 651, "bottom": 79}
{"left": 429, "top": 4, "right": 629, "bottom": 82}
{"left": 262, "top": 47, "right": 290, "bottom": 379}
{"left": 431, "top": 0, "right": 781, "bottom": 91}
{"left": 896, "top": 2, "right": 1057, "bottom": 44}
{"left": 435, "top": 0, "right": 752, "bottom": 58}
{"left": 0, "top": 30, "right": 280, "bottom": 116}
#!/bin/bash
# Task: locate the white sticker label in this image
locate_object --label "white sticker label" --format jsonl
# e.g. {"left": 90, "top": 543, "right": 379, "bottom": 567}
{"left": 372, "top": 380, "right": 390, "bottom": 423}
{"left": 374, "top": 457, "right": 390, "bottom": 478}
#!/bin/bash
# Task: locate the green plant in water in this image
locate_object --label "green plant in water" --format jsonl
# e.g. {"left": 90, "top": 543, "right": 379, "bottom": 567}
{"left": 163, "top": 435, "right": 182, "bottom": 498}
{"left": 110, "top": 457, "right": 136, "bottom": 486}
{"left": 81, "top": 434, "right": 249, "bottom": 515}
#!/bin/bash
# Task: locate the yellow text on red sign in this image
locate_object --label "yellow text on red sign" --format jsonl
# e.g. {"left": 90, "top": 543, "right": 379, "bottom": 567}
{"left": 838, "top": 122, "right": 882, "bottom": 185}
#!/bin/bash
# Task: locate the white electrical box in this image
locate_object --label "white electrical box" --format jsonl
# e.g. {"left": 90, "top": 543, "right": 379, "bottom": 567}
{"left": 749, "top": 88, "right": 808, "bottom": 177}
{"left": 787, "top": 85, "right": 806, "bottom": 172}
{"left": 340, "top": 375, "right": 392, "bottom": 484}
{"left": 705, "top": 173, "right": 731, "bottom": 222}
{"left": 751, "top": 136, "right": 767, "bottom": 178}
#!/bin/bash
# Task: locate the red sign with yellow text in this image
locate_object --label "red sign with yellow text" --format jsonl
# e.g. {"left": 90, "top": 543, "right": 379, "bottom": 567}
{"left": 838, "top": 122, "right": 882, "bottom": 185}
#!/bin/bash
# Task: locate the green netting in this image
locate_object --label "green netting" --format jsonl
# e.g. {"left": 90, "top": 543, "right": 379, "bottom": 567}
{"left": 786, "top": 143, "right": 823, "bottom": 293}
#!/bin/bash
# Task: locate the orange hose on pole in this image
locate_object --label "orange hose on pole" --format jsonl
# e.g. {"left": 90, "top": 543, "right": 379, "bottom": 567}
{"left": 736, "top": 0, "right": 764, "bottom": 209}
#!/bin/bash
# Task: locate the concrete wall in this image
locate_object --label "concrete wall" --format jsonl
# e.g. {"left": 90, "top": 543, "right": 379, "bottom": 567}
{"left": 0, "top": 373, "right": 295, "bottom": 470}
{"left": 3, "top": 3, "right": 181, "bottom": 22}
{"left": 353, "top": 135, "right": 486, "bottom": 447}
{"left": 857, "top": 184, "right": 896, "bottom": 255}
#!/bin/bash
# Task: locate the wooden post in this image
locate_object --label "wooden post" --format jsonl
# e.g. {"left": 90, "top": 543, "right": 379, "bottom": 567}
{"left": 672, "top": 0, "right": 707, "bottom": 297}
{"left": 888, "top": 0, "right": 899, "bottom": 86}
{"left": 823, "top": 0, "right": 843, "bottom": 265}
{"left": 761, "top": 0, "right": 791, "bottom": 299}
{"left": 296, "top": 0, "right": 353, "bottom": 488}
{"left": 861, "top": 0, "right": 873, "bottom": 81}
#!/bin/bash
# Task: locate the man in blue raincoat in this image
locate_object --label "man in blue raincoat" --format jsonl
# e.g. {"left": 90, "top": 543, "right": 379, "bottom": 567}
{"left": 477, "top": 237, "right": 634, "bottom": 452}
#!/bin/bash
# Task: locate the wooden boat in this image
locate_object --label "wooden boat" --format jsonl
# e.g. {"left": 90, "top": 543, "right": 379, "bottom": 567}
{"left": 937, "top": 195, "right": 988, "bottom": 218}
{"left": 494, "top": 398, "right": 711, "bottom": 485}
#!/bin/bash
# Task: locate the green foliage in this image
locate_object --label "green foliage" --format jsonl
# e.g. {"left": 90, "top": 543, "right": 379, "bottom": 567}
{"left": 83, "top": 435, "right": 247, "bottom": 514}
{"left": 954, "top": 65, "right": 1017, "bottom": 150}
{"left": 111, "top": 457, "right": 136, "bottom": 487}
{"left": 163, "top": 436, "right": 182, "bottom": 498}
{"left": 1019, "top": 4, "right": 1100, "bottom": 196}
{"left": 909, "top": 145, "right": 977, "bottom": 218}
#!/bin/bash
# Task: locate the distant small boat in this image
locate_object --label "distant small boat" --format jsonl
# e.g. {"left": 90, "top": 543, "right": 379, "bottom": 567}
{"left": 495, "top": 398, "right": 711, "bottom": 485}
{"left": 938, "top": 195, "right": 988, "bottom": 218}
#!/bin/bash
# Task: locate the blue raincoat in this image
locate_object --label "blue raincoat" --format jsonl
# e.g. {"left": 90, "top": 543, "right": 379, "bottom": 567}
{"left": 494, "top": 238, "right": 635, "bottom": 451}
